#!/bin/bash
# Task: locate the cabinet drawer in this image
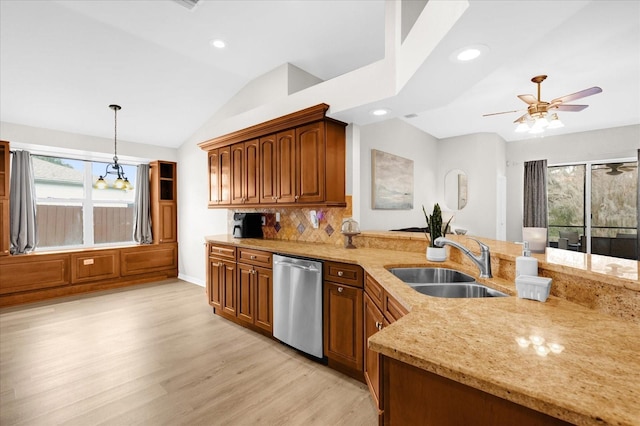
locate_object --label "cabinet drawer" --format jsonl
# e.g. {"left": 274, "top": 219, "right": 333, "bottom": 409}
{"left": 209, "top": 243, "right": 236, "bottom": 261}
{"left": 325, "top": 261, "right": 363, "bottom": 288}
{"left": 71, "top": 250, "right": 119, "bottom": 284}
{"left": 238, "top": 248, "right": 272, "bottom": 268}
{"left": 384, "top": 292, "right": 408, "bottom": 324}
{"left": 364, "top": 273, "right": 384, "bottom": 310}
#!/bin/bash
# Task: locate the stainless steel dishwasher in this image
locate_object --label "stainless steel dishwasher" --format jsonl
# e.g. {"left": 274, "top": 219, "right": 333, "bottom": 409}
{"left": 273, "top": 254, "right": 323, "bottom": 359}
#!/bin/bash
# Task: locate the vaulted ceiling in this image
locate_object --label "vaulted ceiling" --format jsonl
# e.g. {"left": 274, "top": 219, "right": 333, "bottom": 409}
{"left": 1, "top": 0, "right": 638, "bottom": 148}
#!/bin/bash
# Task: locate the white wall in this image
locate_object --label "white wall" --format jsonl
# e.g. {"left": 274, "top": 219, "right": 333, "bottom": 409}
{"left": 358, "top": 118, "right": 438, "bottom": 230}
{"left": 437, "top": 133, "right": 506, "bottom": 239}
{"left": 505, "top": 124, "right": 639, "bottom": 242}
{"left": 0, "top": 121, "right": 177, "bottom": 163}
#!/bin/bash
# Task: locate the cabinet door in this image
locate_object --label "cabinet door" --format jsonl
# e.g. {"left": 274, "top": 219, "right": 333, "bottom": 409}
{"left": 276, "top": 129, "right": 296, "bottom": 203}
{"left": 0, "top": 199, "right": 8, "bottom": 256}
{"left": 237, "top": 263, "right": 255, "bottom": 325}
{"left": 254, "top": 266, "right": 273, "bottom": 333}
{"left": 158, "top": 202, "right": 177, "bottom": 243}
{"left": 259, "top": 135, "right": 277, "bottom": 203}
{"left": 364, "top": 293, "right": 385, "bottom": 411}
{"left": 221, "top": 260, "right": 236, "bottom": 316}
{"left": 219, "top": 146, "right": 231, "bottom": 205}
{"left": 208, "top": 150, "right": 220, "bottom": 205}
{"left": 230, "top": 143, "right": 245, "bottom": 205}
{"left": 296, "top": 122, "right": 325, "bottom": 203}
{"left": 244, "top": 139, "right": 260, "bottom": 204}
{"left": 207, "top": 259, "right": 222, "bottom": 309}
{"left": 324, "top": 282, "right": 363, "bottom": 373}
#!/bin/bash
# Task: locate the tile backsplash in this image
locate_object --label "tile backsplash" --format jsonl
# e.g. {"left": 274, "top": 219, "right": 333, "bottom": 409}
{"left": 228, "top": 196, "right": 353, "bottom": 246}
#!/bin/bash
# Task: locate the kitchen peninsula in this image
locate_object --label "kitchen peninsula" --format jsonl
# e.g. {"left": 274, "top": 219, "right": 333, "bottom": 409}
{"left": 204, "top": 231, "right": 639, "bottom": 426}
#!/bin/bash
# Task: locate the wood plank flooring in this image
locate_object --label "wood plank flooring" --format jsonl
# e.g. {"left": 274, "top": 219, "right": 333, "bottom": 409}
{"left": 0, "top": 280, "right": 377, "bottom": 425}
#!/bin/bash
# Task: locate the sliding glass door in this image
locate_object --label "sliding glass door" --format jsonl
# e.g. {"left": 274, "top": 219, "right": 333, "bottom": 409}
{"left": 548, "top": 160, "right": 638, "bottom": 260}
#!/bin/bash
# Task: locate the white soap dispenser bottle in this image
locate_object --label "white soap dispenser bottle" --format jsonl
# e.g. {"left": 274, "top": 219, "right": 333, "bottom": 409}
{"left": 516, "top": 241, "right": 538, "bottom": 277}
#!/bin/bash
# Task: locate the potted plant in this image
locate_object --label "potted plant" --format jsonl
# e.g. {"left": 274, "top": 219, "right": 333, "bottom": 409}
{"left": 423, "top": 203, "right": 453, "bottom": 261}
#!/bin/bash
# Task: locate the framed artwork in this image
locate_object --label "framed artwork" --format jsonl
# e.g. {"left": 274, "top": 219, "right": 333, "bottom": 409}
{"left": 371, "top": 149, "right": 414, "bottom": 209}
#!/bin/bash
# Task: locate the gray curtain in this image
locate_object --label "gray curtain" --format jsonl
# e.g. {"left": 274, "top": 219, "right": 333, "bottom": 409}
{"left": 9, "top": 150, "right": 38, "bottom": 254}
{"left": 133, "top": 164, "right": 153, "bottom": 244}
{"left": 523, "top": 159, "right": 548, "bottom": 228}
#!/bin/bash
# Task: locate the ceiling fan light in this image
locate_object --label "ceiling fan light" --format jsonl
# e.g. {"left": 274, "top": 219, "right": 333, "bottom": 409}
{"left": 529, "top": 125, "right": 545, "bottom": 134}
{"left": 547, "top": 113, "right": 564, "bottom": 129}
{"left": 515, "top": 122, "right": 530, "bottom": 133}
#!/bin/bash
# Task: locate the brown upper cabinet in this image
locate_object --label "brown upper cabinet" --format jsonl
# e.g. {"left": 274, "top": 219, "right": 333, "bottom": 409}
{"left": 199, "top": 104, "right": 346, "bottom": 208}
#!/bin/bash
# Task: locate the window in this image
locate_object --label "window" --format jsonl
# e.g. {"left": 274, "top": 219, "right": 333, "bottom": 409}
{"left": 548, "top": 160, "right": 638, "bottom": 260}
{"left": 33, "top": 155, "right": 138, "bottom": 250}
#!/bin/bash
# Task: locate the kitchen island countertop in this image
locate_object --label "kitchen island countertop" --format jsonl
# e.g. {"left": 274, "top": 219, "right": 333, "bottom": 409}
{"left": 204, "top": 234, "right": 640, "bottom": 426}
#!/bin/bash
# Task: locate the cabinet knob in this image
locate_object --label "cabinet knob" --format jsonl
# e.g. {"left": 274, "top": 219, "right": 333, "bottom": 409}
{"left": 294, "top": 195, "right": 299, "bottom": 201}
{"left": 375, "top": 321, "right": 383, "bottom": 330}
{"left": 337, "top": 271, "right": 343, "bottom": 277}
{"left": 338, "top": 287, "right": 344, "bottom": 293}
{"left": 250, "top": 255, "right": 256, "bottom": 260}
{"left": 218, "top": 262, "right": 222, "bottom": 267}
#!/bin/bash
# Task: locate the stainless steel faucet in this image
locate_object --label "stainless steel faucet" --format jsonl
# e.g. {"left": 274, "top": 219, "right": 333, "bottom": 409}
{"left": 434, "top": 237, "right": 493, "bottom": 278}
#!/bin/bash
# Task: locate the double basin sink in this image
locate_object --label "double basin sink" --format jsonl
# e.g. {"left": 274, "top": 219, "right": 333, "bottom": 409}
{"left": 388, "top": 267, "right": 508, "bottom": 298}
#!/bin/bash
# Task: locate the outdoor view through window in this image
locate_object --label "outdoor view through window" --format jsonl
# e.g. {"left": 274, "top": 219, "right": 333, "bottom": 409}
{"left": 33, "top": 155, "right": 137, "bottom": 249}
{"left": 548, "top": 160, "right": 638, "bottom": 260}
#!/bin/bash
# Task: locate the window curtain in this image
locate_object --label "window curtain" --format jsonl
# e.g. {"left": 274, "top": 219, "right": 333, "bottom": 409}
{"left": 133, "top": 164, "right": 153, "bottom": 244}
{"left": 523, "top": 159, "right": 548, "bottom": 228}
{"left": 9, "top": 150, "right": 38, "bottom": 254}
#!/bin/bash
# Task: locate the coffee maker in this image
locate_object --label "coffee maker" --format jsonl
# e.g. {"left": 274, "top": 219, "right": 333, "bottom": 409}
{"left": 232, "top": 212, "right": 263, "bottom": 238}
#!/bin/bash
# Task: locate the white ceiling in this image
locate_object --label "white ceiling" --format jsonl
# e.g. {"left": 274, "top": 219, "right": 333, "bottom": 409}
{"left": 1, "top": 0, "right": 638, "bottom": 149}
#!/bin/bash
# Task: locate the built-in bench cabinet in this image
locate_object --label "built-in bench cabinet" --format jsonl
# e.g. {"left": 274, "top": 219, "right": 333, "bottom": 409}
{"left": 199, "top": 104, "right": 347, "bottom": 208}
{"left": 0, "top": 147, "right": 179, "bottom": 307}
{"left": 0, "top": 243, "right": 178, "bottom": 306}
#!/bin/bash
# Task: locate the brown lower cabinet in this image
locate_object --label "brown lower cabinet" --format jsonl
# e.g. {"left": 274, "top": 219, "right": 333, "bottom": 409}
{"left": 207, "top": 244, "right": 273, "bottom": 335}
{"left": 382, "top": 356, "right": 571, "bottom": 426}
{"left": 323, "top": 261, "right": 364, "bottom": 380}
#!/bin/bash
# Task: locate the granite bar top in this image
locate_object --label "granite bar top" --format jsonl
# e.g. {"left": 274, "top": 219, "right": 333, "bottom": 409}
{"left": 204, "top": 234, "right": 640, "bottom": 425}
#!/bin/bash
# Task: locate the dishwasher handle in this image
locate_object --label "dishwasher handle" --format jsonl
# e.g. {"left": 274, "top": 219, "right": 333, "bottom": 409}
{"left": 274, "top": 260, "right": 320, "bottom": 272}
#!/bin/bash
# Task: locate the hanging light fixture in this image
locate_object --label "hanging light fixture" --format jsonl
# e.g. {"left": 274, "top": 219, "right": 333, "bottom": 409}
{"left": 96, "top": 104, "right": 132, "bottom": 190}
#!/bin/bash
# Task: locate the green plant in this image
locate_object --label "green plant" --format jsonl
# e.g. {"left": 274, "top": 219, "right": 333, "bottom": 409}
{"left": 422, "top": 203, "right": 453, "bottom": 247}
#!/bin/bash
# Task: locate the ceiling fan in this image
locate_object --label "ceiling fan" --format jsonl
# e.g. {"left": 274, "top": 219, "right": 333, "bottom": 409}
{"left": 483, "top": 75, "right": 602, "bottom": 134}
{"left": 593, "top": 163, "right": 637, "bottom": 176}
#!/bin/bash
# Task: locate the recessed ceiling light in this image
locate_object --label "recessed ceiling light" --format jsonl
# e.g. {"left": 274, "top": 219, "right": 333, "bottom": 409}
{"left": 450, "top": 44, "right": 489, "bottom": 63}
{"left": 210, "top": 39, "right": 226, "bottom": 49}
{"left": 370, "top": 108, "right": 390, "bottom": 116}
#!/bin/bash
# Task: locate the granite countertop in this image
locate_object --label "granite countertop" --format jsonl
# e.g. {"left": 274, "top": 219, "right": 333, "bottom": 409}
{"left": 204, "top": 234, "right": 640, "bottom": 426}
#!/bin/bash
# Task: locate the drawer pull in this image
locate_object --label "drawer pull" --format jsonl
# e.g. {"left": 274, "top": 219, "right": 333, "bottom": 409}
{"left": 250, "top": 255, "right": 256, "bottom": 260}
{"left": 375, "top": 321, "right": 383, "bottom": 330}
{"left": 338, "top": 287, "right": 344, "bottom": 293}
{"left": 337, "top": 271, "right": 344, "bottom": 277}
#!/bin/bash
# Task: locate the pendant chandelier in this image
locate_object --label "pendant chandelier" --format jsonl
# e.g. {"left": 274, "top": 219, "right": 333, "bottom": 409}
{"left": 95, "top": 104, "right": 132, "bottom": 190}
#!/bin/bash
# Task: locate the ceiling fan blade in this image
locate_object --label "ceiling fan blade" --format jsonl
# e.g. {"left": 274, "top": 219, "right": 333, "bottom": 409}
{"left": 513, "top": 113, "right": 529, "bottom": 124}
{"left": 482, "top": 109, "right": 522, "bottom": 117}
{"left": 551, "top": 86, "right": 602, "bottom": 104}
{"left": 517, "top": 94, "right": 537, "bottom": 105}
{"left": 553, "top": 104, "right": 589, "bottom": 112}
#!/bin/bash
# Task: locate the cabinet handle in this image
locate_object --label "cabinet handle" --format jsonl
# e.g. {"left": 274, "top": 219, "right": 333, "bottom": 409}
{"left": 375, "top": 321, "right": 383, "bottom": 330}
{"left": 294, "top": 195, "right": 299, "bottom": 201}
{"left": 337, "top": 271, "right": 343, "bottom": 277}
{"left": 218, "top": 262, "right": 222, "bottom": 267}
{"left": 338, "top": 287, "right": 344, "bottom": 293}
{"left": 250, "top": 255, "right": 256, "bottom": 260}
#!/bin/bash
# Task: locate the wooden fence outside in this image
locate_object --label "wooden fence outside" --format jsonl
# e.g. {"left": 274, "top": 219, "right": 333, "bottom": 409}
{"left": 37, "top": 204, "right": 134, "bottom": 247}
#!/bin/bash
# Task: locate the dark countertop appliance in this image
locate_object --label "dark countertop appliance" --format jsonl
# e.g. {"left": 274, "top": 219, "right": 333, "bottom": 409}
{"left": 233, "top": 212, "right": 263, "bottom": 238}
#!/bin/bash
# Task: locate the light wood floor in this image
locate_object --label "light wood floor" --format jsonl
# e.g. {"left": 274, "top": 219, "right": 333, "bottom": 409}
{"left": 0, "top": 280, "right": 377, "bottom": 425}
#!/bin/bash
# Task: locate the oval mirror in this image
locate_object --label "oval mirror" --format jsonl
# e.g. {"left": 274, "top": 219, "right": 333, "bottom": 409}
{"left": 444, "top": 169, "right": 468, "bottom": 210}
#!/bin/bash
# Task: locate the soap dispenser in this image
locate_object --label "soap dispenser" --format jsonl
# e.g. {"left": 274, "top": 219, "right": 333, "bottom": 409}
{"left": 516, "top": 241, "right": 538, "bottom": 277}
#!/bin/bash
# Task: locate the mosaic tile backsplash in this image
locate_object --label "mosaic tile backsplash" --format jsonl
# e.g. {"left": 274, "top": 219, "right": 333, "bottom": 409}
{"left": 228, "top": 196, "right": 353, "bottom": 246}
